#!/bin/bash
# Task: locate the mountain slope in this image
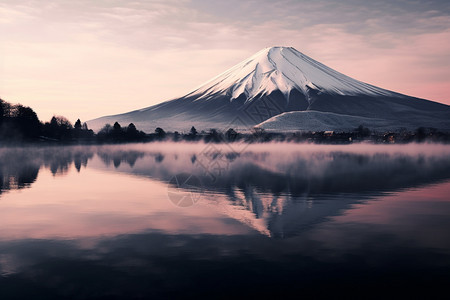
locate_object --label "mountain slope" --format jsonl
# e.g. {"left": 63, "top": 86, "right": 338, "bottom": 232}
{"left": 88, "top": 46, "right": 450, "bottom": 132}
{"left": 186, "top": 46, "right": 398, "bottom": 100}
{"left": 256, "top": 111, "right": 393, "bottom": 132}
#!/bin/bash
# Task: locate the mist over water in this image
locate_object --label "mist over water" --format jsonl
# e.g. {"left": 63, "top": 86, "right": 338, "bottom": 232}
{"left": 2, "top": 142, "right": 450, "bottom": 195}
{"left": 0, "top": 143, "right": 449, "bottom": 298}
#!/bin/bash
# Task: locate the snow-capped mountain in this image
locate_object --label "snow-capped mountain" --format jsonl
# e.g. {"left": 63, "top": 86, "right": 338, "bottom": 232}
{"left": 88, "top": 46, "right": 450, "bottom": 132}
{"left": 188, "top": 46, "right": 397, "bottom": 101}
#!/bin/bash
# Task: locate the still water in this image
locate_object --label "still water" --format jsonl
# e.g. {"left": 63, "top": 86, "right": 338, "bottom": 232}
{"left": 0, "top": 143, "right": 449, "bottom": 299}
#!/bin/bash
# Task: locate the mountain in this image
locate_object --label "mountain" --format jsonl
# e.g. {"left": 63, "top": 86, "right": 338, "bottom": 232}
{"left": 88, "top": 46, "right": 450, "bottom": 132}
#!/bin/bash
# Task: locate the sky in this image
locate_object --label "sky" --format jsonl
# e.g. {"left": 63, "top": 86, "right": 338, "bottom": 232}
{"left": 1, "top": 0, "right": 449, "bottom": 123}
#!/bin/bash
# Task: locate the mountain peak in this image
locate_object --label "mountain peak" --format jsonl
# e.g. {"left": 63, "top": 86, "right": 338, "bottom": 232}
{"left": 259, "top": 45, "right": 294, "bottom": 52}
{"left": 188, "top": 46, "right": 397, "bottom": 102}
{"left": 88, "top": 44, "right": 450, "bottom": 133}
{"left": 259, "top": 46, "right": 296, "bottom": 53}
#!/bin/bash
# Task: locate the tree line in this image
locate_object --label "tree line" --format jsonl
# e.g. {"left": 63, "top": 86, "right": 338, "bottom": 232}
{"left": 0, "top": 98, "right": 163, "bottom": 143}
{"left": 1, "top": 98, "right": 449, "bottom": 144}
{"left": 0, "top": 98, "right": 97, "bottom": 143}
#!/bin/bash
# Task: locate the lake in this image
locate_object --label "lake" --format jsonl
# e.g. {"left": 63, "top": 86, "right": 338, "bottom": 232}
{"left": 0, "top": 143, "right": 449, "bottom": 299}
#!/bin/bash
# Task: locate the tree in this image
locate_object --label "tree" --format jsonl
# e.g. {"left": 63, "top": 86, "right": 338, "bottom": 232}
{"left": 225, "top": 128, "right": 238, "bottom": 141}
{"left": 155, "top": 127, "right": 166, "bottom": 139}
{"left": 74, "top": 119, "right": 82, "bottom": 130}
{"left": 190, "top": 126, "right": 197, "bottom": 136}
{"left": 173, "top": 131, "right": 180, "bottom": 141}
{"left": 111, "top": 122, "right": 123, "bottom": 141}
{"left": 0, "top": 99, "right": 12, "bottom": 118}
{"left": 126, "top": 123, "right": 139, "bottom": 140}
{"left": 15, "top": 105, "right": 41, "bottom": 138}
{"left": 54, "top": 116, "right": 72, "bottom": 128}
{"left": 99, "top": 124, "right": 112, "bottom": 135}
{"left": 50, "top": 116, "right": 58, "bottom": 127}
{"left": 127, "top": 123, "right": 137, "bottom": 133}
{"left": 97, "top": 124, "right": 112, "bottom": 142}
{"left": 206, "top": 128, "right": 220, "bottom": 143}
{"left": 43, "top": 116, "right": 73, "bottom": 140}
{"left": 0, "top": 101, "right": 42, "bottom": 140}
{"left": 72, "top": 119, "right": 95, "bottom": 140}
{"left": 113, "top": 122, "right": 122, "bottom": 131}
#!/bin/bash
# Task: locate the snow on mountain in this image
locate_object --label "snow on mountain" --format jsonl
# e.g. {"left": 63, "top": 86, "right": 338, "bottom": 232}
{"left": 256, "top": 111, "right": 394, "bottom": 132}
{"left": 187, "top": 46, "right": 398, "bottom": 102}
{"left": 87, "top": 46, "right": 450, "bottom": 132}
{"left": 257, "top": 109, "right": 450, "bottom": 132}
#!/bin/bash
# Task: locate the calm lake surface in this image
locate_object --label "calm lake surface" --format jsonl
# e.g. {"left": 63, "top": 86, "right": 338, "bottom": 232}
{"left": 0, "top": 143, "right": 449, "bottom": 299}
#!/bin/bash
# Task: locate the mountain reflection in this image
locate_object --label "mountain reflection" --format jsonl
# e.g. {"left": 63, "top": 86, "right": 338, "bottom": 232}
{"left": 94, "top": 146, "right": 450, "bottom": 197}
{"left": 1, "top": 144, "right": 450, "bottom": 238}
{"left": 94, "top": 144, "right": 450, "bottom": 238}
{"left": 1, "top": 144, "right": 450, "bottom": 299}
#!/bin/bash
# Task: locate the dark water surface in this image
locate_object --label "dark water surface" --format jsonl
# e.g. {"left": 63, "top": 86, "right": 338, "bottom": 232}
{"left": 0, "top": 143, "right": 449, "bottom": 299}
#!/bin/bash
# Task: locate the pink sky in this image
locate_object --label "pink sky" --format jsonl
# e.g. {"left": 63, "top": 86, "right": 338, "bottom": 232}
{"left": 0, "top": 0, "right": 449, "bottom": 123}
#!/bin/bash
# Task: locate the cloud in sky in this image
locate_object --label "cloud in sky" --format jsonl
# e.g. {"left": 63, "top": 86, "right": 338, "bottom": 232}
{"left": 0, "top": 0, "right": 449, "bottom": 122}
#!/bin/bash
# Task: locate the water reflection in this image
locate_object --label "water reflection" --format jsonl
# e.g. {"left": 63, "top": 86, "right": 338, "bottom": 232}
{"left": 88, "top": 144, "right": 450, "bottom": 195}
{"left": 97, "top": 150, "right": 144, "bottom": 168}
{"left": 0, "top": 147, "right": 94, "bottom": 195}
{"left": 0, "top": 159, "right": 39, "bottom": 191}
{"left": 93, "top": 144, "right": 450, "bottom": 237}
{"left": 0, "top": 144, "right": 449, "bottom": 298}
{"left": 1, "top": 144, "right": 450, "bottom": 239}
